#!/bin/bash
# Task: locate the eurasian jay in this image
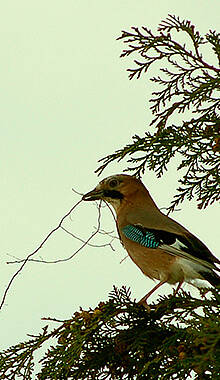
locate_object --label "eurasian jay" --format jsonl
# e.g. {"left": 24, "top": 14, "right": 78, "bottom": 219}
{"left": 83, "top": 174, "right": 220, "bottom": 304}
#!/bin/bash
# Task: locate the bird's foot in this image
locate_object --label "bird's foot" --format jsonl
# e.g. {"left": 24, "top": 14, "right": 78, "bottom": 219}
{"left": 138, "top": 298, "right": 151, "bottom": 312}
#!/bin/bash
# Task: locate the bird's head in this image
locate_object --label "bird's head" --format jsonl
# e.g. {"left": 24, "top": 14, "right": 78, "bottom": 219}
{"left": 82, "top": 174, "right": 146, "bottom": 211}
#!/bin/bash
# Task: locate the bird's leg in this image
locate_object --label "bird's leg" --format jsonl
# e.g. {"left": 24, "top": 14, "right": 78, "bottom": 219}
{"left": 138, "top": 280, "right": 167, "bottom": 310}
{"left": 173, "top": 281, "right": 183, "bottom": 296}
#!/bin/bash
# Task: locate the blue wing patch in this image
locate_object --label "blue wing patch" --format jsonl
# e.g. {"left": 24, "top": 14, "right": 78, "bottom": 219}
{"left": 122, "top": 225, "right": 159, "bottom": 249}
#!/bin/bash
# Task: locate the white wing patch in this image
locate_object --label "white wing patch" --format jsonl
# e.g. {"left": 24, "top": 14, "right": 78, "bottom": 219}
{"left": 160, "top": 241, "right": 215, "bottom": 271}
{"left": 169, "top": 238, "right": 187, "bottom": 251}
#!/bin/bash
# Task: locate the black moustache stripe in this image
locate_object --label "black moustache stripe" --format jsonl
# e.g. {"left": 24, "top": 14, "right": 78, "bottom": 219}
{"left": 103, "top": 190, "right": 124, "bottom": 200}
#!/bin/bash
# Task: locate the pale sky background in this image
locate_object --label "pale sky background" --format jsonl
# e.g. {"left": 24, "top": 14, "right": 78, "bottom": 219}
{"left": 0, "top": 0, "right": 219, "bottom": 375}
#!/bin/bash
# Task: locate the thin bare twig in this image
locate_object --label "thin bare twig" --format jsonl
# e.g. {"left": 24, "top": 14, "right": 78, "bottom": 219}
{"left": 1, "top": 194, "right": 122, "bottom": 310}
{"left": 61, "top": 226, "right": 116, "bottom": 251}
{"left": 103, "top": 201, "right": 117, "bottom": 223}
{"left": 98, "top": 229, "right": 119, "bottom": 240}
{"left": 0, "top": 199, "right": 83, "bottom": 311}
{"left": 6, "top": 202, "right": 115, "bottom": 267}
{"left": 71, "top": 187, "right": 84, "bottom": 196}
{"left": 6, "top": 223, "right": 116, "bottom": 265}
{"left": 120, "top": 255, "right": 129, "bottom": 264}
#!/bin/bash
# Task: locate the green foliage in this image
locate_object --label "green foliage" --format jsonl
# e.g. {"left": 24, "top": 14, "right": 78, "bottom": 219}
{"left": 0, "top": 287, "right": 219, "bottom": 379}
{"left": 96, "top": 15, "right": 220, "bottom": 211}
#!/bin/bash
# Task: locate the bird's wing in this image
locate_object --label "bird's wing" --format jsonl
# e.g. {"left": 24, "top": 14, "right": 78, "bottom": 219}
{"left": 122, "top": 224, "right": 219, "bottom": 271}
{"left": 124, "top": 208, "right": 220, "bottom": 267}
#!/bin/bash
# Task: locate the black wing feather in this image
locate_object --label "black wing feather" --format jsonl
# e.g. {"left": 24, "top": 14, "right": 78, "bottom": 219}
{"left": 135, "top": 226, "right": 219, "bottom": 269}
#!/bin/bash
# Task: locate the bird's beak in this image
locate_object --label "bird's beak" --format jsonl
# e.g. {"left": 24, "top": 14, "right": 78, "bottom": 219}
{"left": 82, "top": 188, "right": 104, "bottom": 201}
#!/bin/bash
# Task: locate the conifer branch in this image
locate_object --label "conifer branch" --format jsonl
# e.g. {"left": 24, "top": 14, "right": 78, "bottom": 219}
{"left": 96, "top": 15, "right": 220, "bottom": 211}
{"left": 1, "top": 287, "right": 219, "bottom": 379}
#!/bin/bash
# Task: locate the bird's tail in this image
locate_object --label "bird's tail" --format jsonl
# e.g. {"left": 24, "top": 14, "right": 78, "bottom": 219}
{"left": 200, "top": 270, "right": 220, "bottom": 288}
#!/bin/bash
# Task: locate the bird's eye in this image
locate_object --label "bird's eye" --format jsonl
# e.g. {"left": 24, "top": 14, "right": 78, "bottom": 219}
{"left": 109, "top": 179, "right": 118, "bottom": 188}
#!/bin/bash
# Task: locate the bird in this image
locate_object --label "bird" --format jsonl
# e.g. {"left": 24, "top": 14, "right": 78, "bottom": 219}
{"left": 82, "top": 174, "right": 220, "bottom": 305}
